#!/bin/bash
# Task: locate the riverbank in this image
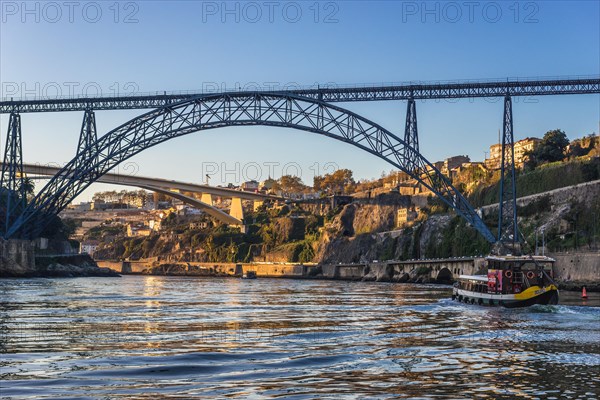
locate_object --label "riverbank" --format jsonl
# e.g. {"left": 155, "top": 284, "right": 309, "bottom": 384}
{"left": 97, "top": 252, "right": 599, "bottom": 291}
{"left": 1, "top": 239, "right": 119, "bottom": 278}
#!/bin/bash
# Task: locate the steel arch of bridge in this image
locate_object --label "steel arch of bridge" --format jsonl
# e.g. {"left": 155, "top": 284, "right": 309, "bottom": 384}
{"left": 6, "top": 93, "right": 496, "bottom": 242}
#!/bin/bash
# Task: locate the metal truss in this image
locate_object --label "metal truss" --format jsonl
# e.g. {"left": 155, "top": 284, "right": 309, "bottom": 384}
{"left": 1, "top": 77, "right": 598, "bottom": 113}
{"left": 0, "top": 113, "right": 25, "bottom": 235}
{"left": 5, "top": 93, "right": 496, "bottom": 242}
{"left": 76, "top": 109, "right": 99, "bottom": 167}
{"left": 403, "top": 98, "right": 419, "bottom": 167}
{"left": 497, "top": 95, "right": 519, "bottom": 253}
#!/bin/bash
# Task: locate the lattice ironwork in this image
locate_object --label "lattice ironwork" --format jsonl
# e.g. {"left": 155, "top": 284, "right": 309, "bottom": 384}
{"left": 77, "top": 109, "right": 99, "bottom": 164}
{"left": 404, "top": 98, "right": 419, "bottom": 168}
{"left": 1, "top": 113, "right": 25, "bottom": 235}
{"left": 5, "top": 93, "right": 495, "bottom": 242}
{"left": 1, "top": 77, "right": 598, "bottom": 113}
{"left": 497, "top": 95, "right": 519, "bottom": 253}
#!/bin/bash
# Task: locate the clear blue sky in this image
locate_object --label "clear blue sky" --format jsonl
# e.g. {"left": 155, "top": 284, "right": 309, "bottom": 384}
{"left": 1, "top": 0, "right": 599, "bottom": 201}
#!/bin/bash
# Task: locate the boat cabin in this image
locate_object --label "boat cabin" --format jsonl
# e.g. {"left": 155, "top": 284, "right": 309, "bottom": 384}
{"left": 459, "top": 255, "right": 555, "bottom": 295}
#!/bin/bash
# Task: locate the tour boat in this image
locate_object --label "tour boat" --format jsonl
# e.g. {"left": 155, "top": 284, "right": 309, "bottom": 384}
{"left": 452, "top": 255, "right": 559, "bottom": 308}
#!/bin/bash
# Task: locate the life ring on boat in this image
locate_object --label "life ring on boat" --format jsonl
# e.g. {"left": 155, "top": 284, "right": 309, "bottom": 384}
{"left": 526, "top": 271, "right": 535, "bottom": 279}
{"left": 504, "top": 270, "right": 513, "bottom": 279}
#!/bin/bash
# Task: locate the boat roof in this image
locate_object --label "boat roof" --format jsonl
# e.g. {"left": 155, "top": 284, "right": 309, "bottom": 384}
{"left": 458, "top": 274, "right": 488, "bottom": 282}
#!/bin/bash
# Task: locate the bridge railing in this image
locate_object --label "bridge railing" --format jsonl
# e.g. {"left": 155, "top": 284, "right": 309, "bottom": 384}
{"left": 2, "top": 75, "right": 598, "bottom": 102}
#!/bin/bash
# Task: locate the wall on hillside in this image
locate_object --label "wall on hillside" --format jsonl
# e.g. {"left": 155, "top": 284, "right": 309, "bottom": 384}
{"left": 551, "top": 252, "right": 599, "bottom": 282}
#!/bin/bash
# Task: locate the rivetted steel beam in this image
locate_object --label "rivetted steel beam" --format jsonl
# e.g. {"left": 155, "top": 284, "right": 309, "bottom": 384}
{"left": 1, "top": 77, "right": 598, "bottom": 113}
{"left": 403, "top": 98, "right": 419, "bottom": 168}
{"left": 0, "top": 113, "right": 25, "bottom": 235}
{"left": 76, "top": 109, "right": 99, "bottom": 166}
{"left": 6, "top": 93, "right": 496, "bottom": 243}
{"left": 497, "top": 95, "right": 519, "bottom": 253}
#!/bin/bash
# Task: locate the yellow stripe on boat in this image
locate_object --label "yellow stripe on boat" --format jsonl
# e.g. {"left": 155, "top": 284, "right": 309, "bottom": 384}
{"left": 514, "top": 284, "right": 558, "bottom": 300}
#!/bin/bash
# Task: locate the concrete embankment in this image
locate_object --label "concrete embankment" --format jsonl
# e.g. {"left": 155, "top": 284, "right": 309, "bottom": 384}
{"left": 98, "top": 260, "right": 314, "bottom": 279}
{"left": 98, "top": 251, "right": 599, "bottom": 290}
{"left": 98, "top": 257, "right": 482, "bottom": 284}
{"left": 550, "top": 252, "right": 600, "bottom": 291}
{"left": 1, "top": 239, "right": 119, "bottom": 278}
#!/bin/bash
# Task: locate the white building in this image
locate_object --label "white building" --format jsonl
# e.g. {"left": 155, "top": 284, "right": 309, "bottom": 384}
{"left": 80, "top": 240, "right": 100, "bottom": 256}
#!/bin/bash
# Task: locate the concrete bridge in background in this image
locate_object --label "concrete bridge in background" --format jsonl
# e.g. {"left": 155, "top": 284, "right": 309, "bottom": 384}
{"left": 14, "top": 162, "right": 281, "bottom": 226}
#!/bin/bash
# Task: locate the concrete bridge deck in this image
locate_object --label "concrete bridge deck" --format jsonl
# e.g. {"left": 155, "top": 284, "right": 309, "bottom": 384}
{"left": 17, "top": 163, "right": 280, "bottom": 201}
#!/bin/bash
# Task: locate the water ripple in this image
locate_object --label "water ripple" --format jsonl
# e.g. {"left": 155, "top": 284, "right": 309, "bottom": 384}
{"left": 1, "top": 276, "right": 598, "bottom": 398}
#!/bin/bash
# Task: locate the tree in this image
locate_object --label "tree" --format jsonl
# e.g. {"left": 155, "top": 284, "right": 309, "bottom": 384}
{"left": 535, "top": 129, "right": 569, "bottom": 163}
{"left": 313, "top": 169, "right": 355, "bottom": 194}
{"left": 21, "top": 178, "right": 35, "bottom": 199}
{"left": 274, "top": 175, "right": 306, "bottom": 195}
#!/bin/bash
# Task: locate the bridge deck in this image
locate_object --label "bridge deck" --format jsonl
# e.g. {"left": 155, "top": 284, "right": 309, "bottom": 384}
{"left": 13, "top": 163, "right": 280, "bottom": 201}
{"left": 2, "top": 77, "right": 598, "bottom": 113}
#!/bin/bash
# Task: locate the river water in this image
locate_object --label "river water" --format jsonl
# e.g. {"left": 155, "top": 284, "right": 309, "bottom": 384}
{"left": 0, "top": 276, "right": 598, "bottom": 399}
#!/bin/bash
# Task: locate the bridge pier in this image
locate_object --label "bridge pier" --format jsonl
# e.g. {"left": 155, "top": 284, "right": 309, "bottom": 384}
{"left": 253, "top": 200, "right": 263, "bottom": 212}
{"left": 497, "top": 94, "right": 519, "bottom": 254}
{"left": 230, "top": 197, "right": 244, "bottom": 221}
{"left": 200, "top": 193, "right": 213, "bottom": 206}
{"left": 76, "top": 109, "right": 98, "bottom": 165}
{"left": 403, "top": 97, "right": 419, "bottom": 167}
{"left": 1, "top": 113, "right": 25, "bottom": 236}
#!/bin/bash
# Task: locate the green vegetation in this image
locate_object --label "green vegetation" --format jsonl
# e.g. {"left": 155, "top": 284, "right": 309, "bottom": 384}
{"left": 313, "top": 169, "right": 355, "bottom": 195}
{"left": 422, "top": 216, "right": 492, "bottom": 259}
{"left": 469, "top": 158, "right": 600, "bottom": 207}
{"left": 94, "top": 204, "right": 326, "bottom": 263}
{"left": 520, "top": 199, "right": 600, "bottom": 253}
{"left": 533, "top": 129, "right": 570, "bottom": 164}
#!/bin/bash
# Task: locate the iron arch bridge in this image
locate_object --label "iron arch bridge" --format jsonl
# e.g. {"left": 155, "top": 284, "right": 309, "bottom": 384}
{"left": 4, "top": 92, "right": 496, "bottom": 242}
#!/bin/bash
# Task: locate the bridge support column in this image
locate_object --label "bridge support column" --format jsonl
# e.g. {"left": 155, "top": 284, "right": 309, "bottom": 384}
{"left": 403, "top": 97, "right": 419, "bottom": 169}
{"left": 253, "top": 200, "right": 263, "bottom": 212}
{"left": 497, "top": 95, "right": 519, "bottom": 253}
{"left": 230, "top": 197, "right": 243, "bottom": 221}
{"left": 201, "top": 193, "right": 213, "bottom": 206}
{"left": 1, "top": 113, "right": 25, "bottom": 236}
{"left": 77, "top": 109, "right": 98, "bottom": 163}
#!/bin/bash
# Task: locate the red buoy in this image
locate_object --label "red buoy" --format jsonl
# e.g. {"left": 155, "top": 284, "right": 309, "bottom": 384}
{"left": 582, "top": 287, "right": 588, "bottom": 299}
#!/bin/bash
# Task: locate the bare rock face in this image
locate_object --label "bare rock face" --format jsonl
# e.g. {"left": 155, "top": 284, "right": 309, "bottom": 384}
{"left": 418, "top": 214, "right": 452, "bottom": 255}
{"left": 43, "top": 263, "right": 119, "bottom": 278}
{"left": 35, "top": 255, "right": 120, "bottom": 278}
{"left": 352, "top": 204, "right": 397, "bottom": 235}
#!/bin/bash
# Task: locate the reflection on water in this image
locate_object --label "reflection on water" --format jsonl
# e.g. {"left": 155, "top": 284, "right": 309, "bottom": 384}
{"left": 1, "top": 276, "right": 599, "bottom": 398}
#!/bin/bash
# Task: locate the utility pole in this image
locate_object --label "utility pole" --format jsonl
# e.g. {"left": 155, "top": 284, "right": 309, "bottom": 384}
{"left": 542, "top": 227, "right": 545, "bottom": 256}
